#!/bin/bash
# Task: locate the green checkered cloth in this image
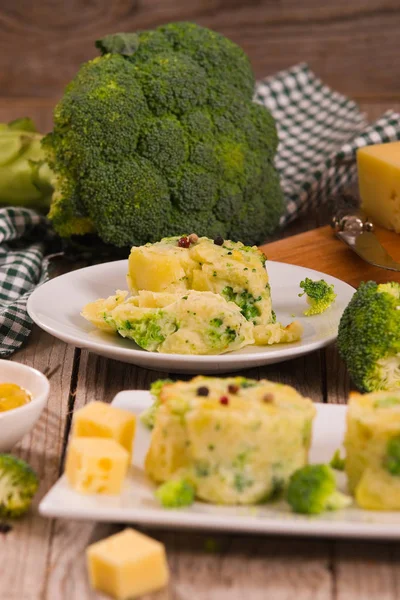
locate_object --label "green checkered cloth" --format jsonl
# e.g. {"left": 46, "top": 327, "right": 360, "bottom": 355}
{"left": 255, "top": 62, "right": 400, "bottom": 225}
{"left": 2, "top": 62, "right": 400, "bottom": 356}
{"left": 0, "top": 207, "right": 54, "bottom": 356}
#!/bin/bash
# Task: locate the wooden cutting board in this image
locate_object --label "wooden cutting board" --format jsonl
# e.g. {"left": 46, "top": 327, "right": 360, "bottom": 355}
{"left": 260, "top": 225, "right": 400, "bottom": 288}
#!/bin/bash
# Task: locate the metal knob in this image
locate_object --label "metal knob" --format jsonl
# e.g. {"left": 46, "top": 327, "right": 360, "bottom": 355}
{"left": 331, "top": 213, "right": 374, "bottom": 234}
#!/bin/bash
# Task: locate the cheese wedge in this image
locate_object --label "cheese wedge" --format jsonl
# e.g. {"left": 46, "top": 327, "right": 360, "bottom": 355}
{"left": 65, "top": 437, "right": 129, "bottom": 495}
{"left": 357, "top": 142, "right": 400, "bottom": 233}
{"left": 72, "top": 401, "right": 136, "bottom": 458}
{"left": 86, "top": 528, "right": 169, "bottom": 600}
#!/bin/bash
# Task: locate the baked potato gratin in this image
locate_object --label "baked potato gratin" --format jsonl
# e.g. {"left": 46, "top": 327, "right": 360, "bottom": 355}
{"left": 144, "top": 376, "right": 316, "bottom": 505}
{"left": 82, "top": 235, "right": 302, "bottom": 355}
{"left": 345, "top": 390, "right": 400, "bottom": 510}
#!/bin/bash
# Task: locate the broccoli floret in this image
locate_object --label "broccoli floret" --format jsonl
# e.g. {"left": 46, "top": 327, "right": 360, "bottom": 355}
{"left": 140, "top": 378, "right": 173, "bottom": 429}
{"left": 0, "top": 454, "right": 39, "bottom": 518}
{"left": 299, "top": 278, "right": 336, "bottom": 316}
{"left": 330, "top": 449, "right": 345, "bottom": 471}
{"left": 222, "top": 286, "right": 261, "bottom": 322}
{"left": 207, "top": 317, "right": 237, "bottom": 350}
{"left": 337, "top": 281, "right": 400, "bottom": 392}
{"left": 44, "top": 22, "right": 283, "bottom": 248}
{"left": 385, "top": 436, "right": 400, "bottom": 476}
{"left": 286, "top": 464, "right": 351, "bottom": 515}
{"left": 155, "top": 478, "right": 196, "bottom": 508}
{"left": 115, "top": 311, "right": 178, "bottom": 351}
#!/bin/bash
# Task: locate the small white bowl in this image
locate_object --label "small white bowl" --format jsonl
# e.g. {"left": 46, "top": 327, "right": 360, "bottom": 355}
{"left": 0, "top": 360, "right": 50, "bottom": 452}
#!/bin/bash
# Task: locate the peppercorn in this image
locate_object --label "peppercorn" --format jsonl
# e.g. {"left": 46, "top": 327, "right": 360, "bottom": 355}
{"left": 263, "top": 393, "right": 274, "bottom": 403}
{"left": 188, "top": 233, "right": 199, "bottom": 244}
{"left": 213, "top": 236, "right": 224, "bottom": 246}
{"left": 219, "top": 396, "right": 229, "bottom": 405}
{"left": 178, "top": 236, "right": 190, "bottom": 248}
{"left": 228, "top": 384, "right": 239, "bottom": 394}
{"left": 197, "top": 386, "right": 209, "bottom": 397}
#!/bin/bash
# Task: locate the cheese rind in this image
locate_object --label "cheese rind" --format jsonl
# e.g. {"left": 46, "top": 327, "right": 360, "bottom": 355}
{"left": 72, "top": 401, "right": 136, "bottom": 458}
{"left": 357, "top": 142, "right": 400, "bottom": 233}
{"left": 87, "top": 528, "right": 169, "bottom": 600}
{"left": 65, "top": 437, "right": 129, "bottom": 495}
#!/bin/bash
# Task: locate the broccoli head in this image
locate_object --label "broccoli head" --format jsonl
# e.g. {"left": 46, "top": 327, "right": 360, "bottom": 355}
{"left": 286, "top": 464, "right": 351, "bottom": 515}
{"left": 337, "top": 281, "right": 400, "bottom": 392}
{"left": 155, "top": 478, "right": 196, "bottom": 508}
{"left": 0, "top": 454, "right": 39, "bottom": 518}
{"left": 44, "top": 22, "right": 283, "bottom": 248}
{"left": 299, "top": 278, "right": 336, "bottom": 316}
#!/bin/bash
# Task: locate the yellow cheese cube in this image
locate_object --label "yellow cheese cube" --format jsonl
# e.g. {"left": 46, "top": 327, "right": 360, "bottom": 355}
{"left": 87, "top": 528, "right": 169, "bottom": 600}
{"left": 65, "top": 437, "right": 129, "bottom": 495}
{"left": 72, "top": 401, "right": 136, "bottom": 458}
{"left": 357, "top": 142, "right": 400, "bottom": 233}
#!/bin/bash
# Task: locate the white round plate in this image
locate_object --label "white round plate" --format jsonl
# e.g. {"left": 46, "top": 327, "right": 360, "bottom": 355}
{"left": 27, "top": 260, "right": 355, "bottom": 373}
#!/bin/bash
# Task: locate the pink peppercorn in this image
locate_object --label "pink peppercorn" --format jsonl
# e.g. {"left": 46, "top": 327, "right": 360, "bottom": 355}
{"left": 220, "top": 396, "right": 229, "bottom": 405}
{"left": 177, "top": 236, "right": 190, "bottom": 248}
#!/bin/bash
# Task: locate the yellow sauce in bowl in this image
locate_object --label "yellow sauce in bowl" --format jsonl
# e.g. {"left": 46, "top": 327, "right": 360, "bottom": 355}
{"left": 0, "top": 383, "right": 31, "bottom": 412}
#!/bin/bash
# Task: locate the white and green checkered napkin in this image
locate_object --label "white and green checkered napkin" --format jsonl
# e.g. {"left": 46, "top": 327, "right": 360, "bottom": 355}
{"left": 255, "top": 62, "right": 400, "bottom": 225}
{"left": 2, "top": 62, "right": 400, "bottom": 356}
{"left": 0, "top": 207, "right": 53, "bottom": 356}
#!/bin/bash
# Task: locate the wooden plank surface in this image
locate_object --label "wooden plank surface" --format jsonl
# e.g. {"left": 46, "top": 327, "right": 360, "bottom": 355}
{"left": 0, "top": 328, "right": 75, "bottom": 600}
{"left": 1, "top": 1, "right": 400, "bottom": 101}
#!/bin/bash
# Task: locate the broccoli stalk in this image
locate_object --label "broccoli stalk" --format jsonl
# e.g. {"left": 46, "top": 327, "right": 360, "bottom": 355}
{"left": 298, "top": 278, "right": 336, "bottom": 316}
{"left": 44, "top": 22, "right": 283, "bottom": 248}
{"left": 0, "top": 454, "right": 39, "bottom": 518}
{"left": 338, "top": 281, "right": 400, "bottom": 392}
{"left": 286, "top": 464, "right": 351, "bottom": 515}
{"left": 155, "top": 478, "right": 196, "bottom": 508}
{"left": 0, "top": 119, "right": 53, "bottom": 210}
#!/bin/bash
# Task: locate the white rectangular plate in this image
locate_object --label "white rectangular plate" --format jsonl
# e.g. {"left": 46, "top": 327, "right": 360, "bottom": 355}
{"left": 40, "top": 392, "right": 400, "bottom": 539}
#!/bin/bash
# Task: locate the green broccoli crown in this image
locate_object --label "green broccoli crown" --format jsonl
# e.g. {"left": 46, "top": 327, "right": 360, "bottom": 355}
{"left": 385, "top": 435, "right": 400, "bottom": 476}
{"left": 0, "top": 454, "right": 39, "bottom": 518}
{"left": 299, "top": 278, "right": 336, "bottom": 316}
{"left": 155, "top": 478, "right": 196, "bottom": 508}
{"left": 337, "top": 281, "right": 400, "bottom": 393}
{"left": 45, "top": 22, "right": 283, "bottom": 247}
{"left": 286, "top": 464, "right": 351, "bottom": 515}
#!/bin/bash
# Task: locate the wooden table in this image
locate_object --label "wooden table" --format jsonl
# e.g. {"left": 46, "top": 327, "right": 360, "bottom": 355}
{"left": 2, "top": 232, "right": 400, "bottom": 600}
